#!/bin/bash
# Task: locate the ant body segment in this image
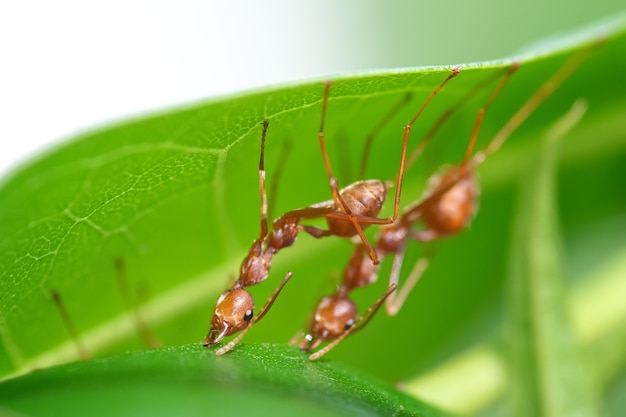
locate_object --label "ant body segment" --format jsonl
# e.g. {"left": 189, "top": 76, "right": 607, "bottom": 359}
{"left": 204, "top": 69, "right": 461, "bottom": 355}
{"left": 280, "top": 70, "right": 460, "bottom": 266}
{"left": 202, "top": 120, "right": 296, "bottom": 355}
{"left": 380, "top": 50, "right": 591, "bottom": 316}
{"left": 295, "top": 49, "right": 592, "bottom": 359}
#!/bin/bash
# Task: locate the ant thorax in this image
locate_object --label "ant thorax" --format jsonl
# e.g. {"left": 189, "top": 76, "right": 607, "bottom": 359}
{"left": 297, "top": 179, "right": 389, "bottom": 239}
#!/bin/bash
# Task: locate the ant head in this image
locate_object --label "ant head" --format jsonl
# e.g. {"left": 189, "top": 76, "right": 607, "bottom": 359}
{"left": 300, "top": 293, "right": 357, "bottom": 351}
{"left": 203, "top": 288, "right": 254, "bottom": 347}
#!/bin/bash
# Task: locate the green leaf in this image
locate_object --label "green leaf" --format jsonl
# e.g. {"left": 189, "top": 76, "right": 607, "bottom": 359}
{"left": 505, "top": 100, "right": 599, "bottom": 416}
{"left": 388, "top": 239, "right": 626, "bottom": 415}
{"left": 0, "top": 13, "right": 625, "bottom": 416}
{"left": 0, "top": 344, "right": 449, "bottom": 417}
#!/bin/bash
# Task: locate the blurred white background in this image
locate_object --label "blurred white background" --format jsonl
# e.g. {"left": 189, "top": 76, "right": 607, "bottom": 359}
{"left": 1, "top": 1, "right": 622, "bottom": 177}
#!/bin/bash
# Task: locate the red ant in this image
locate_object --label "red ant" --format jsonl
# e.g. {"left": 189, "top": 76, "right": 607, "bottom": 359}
{"left": 202, "top": 120, "right": 295, "bottom": 355}
{"left": 203, "top": 69, "right": 461, "bottom": 355}
{"left": 292, "top": 66, "right": 519, "bottom": 359}
{"left": 279, "top": 70, "right": 459, "bottom": 265}
{"left": 295, "top": 49, "right": 592, "bottom": 360}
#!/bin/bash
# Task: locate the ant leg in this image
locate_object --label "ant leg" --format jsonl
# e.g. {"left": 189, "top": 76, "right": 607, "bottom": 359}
{"left": 114, "top": 258, "right": 160, "bottom": 348}
{"left": 473, "top": 48, "right": 593, "bottom": 166}
{"left": 291, "top": 71, "right": 460, "bottom": 265}
{"left": 299, "top": 224, "right": 332, "bottom": 238}
{"left": 348, "top": 221, "right": 379, "bottom": 265}
{"left": 459, "top": 63, "right": 520, "bottom": 175}
{"left": 309, "top": 283, "right": 397, "bottom": 361}
{"left": 405, "top": 67, "right": 513, "bottom": 172}
{"left": 280, "top": 203, "right": 337, "bottom": 221}
{"left": 386, "top": 254, "right": 430, "bottom": 316}
{"left": 51, "top": 290, "right": 90, "bottom": 360}
{"left": 390, "top": 68, "right": 462, "bottom": 222}
{"left": 257, "top": 120, "right": 271, "bottom": 241}
{"left": 314, "top": 82, "right": 375, "bottom": 245}
{"left": 241, "top": 120, "right": 272, "bottom": 262}
{"left": 216, "top": 271, "right": 293, "bottom": 356}
{"left": 359, "top": 92, "right": 413, "bottom": 180}
{"left": 316, "top": 81, "right": 349, "bottom": 211}
{"left": 267, "top": 140, "right": 292, "bottom": 223}
{"left": 283, "top": 204, "right": 384, "bottom": 264}
{"left": 299, "top": 215, "right": 381, "bottom": 265}
{"left": 384, "top": 243, "right": 406, "bottom": 315}
{"left": 398, "top": 64, "right": 518, "bottom": 225}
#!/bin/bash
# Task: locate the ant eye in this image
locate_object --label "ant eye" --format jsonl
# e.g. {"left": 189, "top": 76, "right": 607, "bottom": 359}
{"left": 244, "top": 309, "right": 254, "bottom": 322}
{"left": 344, "top": 319, "right": 354, "bottom": 330}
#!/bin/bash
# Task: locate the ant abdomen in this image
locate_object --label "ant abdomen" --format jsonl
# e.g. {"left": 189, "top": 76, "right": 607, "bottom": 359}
{"left": 326, "top": 179, "right": 389, "bottom": 237}
{"left": 419, "top": 166, "right": 479, "bottom": 239}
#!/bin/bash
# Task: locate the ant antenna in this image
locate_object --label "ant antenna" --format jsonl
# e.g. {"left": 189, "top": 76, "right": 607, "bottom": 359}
{"left": 51, "top": 290, "right": 90, "bottom": 360}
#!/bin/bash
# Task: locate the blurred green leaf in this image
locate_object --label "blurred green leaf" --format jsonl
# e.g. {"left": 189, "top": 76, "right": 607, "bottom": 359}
{"left": 505, "top": 100, "right": 599, "bottom": 416}
{"left": 393, "top": 239, "right": 626, "bottom": 415}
